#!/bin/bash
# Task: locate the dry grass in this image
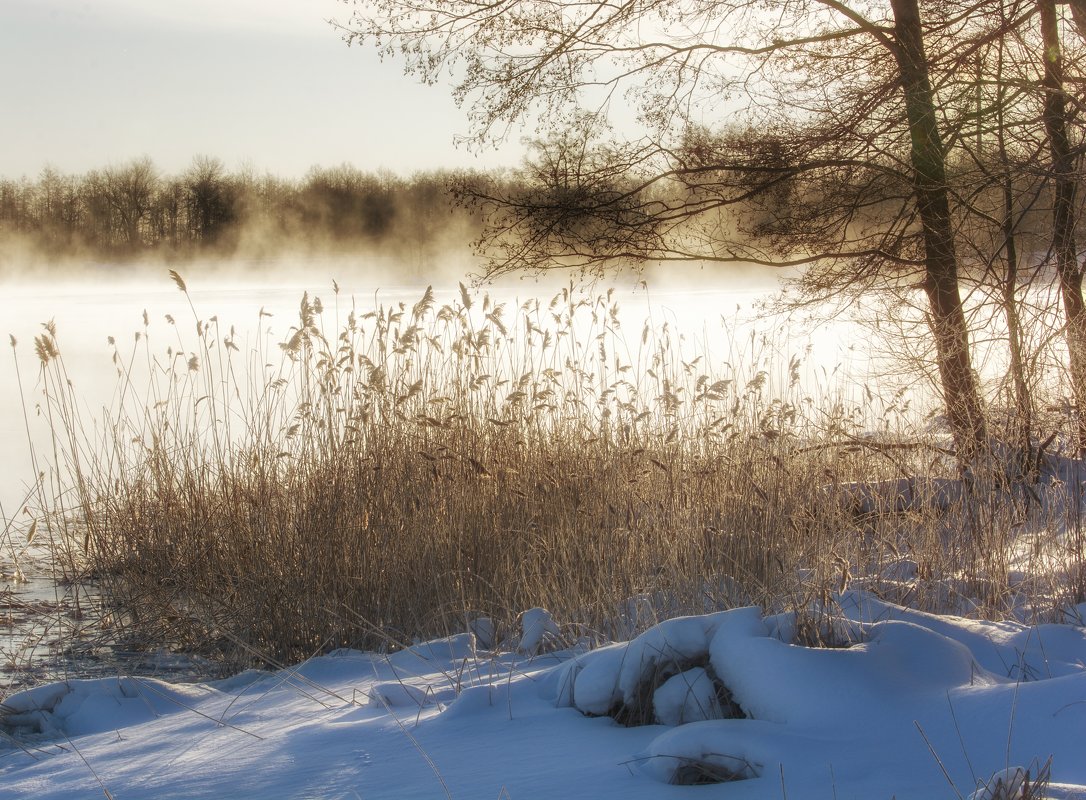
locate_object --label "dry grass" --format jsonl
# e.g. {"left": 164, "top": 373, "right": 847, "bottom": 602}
{"left": 14, "top": 277, "right": 1085, "bottom": 670}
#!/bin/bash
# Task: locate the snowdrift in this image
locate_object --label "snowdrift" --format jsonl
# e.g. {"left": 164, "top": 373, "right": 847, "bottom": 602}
{"left": 2, "top": 593, "right": 1085, "bottom": 799}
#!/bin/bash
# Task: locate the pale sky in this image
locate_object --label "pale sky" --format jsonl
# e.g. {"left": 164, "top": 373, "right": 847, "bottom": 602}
{"left": 0, "top": 0, "right": 522, "bottom": 179}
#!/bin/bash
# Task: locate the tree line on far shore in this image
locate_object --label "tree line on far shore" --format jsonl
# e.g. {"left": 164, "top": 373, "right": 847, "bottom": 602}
{"left": 0, "top": 157, "right": 486, "bottom": 269}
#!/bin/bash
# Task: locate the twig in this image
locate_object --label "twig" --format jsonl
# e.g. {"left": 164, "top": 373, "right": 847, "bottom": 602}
{"left": 59, "top": 730, "right": 115, "bottom": 800}
{"left": 373, "top": 691, "right": 455, "bottom": 800}
{"left": 914, "top": 720, "right": 965, "bottom": 800}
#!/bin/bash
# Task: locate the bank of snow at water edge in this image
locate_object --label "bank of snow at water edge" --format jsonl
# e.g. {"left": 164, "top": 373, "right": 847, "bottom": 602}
{"left": 1, "top": 590, "right": 1085, "bottom": 800}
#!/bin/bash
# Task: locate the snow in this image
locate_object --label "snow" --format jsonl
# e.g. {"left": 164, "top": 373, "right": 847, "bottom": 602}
{"left": 652, "top": 668, "right": 722, "bottom": 726}
{"left": 2, "top": 594, "right": 1084, "bottom": 799}
{"left": 517, "top": 608, "right": 563, "bottom": 656}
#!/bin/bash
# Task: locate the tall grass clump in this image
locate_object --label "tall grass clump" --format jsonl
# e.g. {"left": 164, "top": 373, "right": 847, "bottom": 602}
{"left": 19, "top": 275, "right": 1082, "bottom": 668}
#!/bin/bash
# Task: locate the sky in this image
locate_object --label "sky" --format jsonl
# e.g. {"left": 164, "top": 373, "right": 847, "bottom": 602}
{"left": 0, "top": 0, "right": 522, "bottom": 180}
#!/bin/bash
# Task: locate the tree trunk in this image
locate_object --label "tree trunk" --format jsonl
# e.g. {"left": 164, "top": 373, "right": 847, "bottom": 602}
{"left": 1039, "top": 0, "right": 1086, "bottom": 455}
{"left": 996, "top": 5, "right": 1032, "bottom": 454}
{"left": 890, "top": 0, "right": 988, "bottom": 457}
{"left": 1002, "top": 173, "right": 1032, "bottom": 443}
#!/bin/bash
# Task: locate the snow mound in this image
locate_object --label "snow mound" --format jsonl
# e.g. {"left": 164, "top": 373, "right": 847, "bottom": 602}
{"left": 2, "top": 598, "right": 1085, "bottom": 799}
{"left": 712, "top": 616, "right": 988, "bottom": 726}
{"left": 518, "top": 607, "right": 562, "bottom": 655}
{"left": 468, "top": 616, "right": 497, "bottom": 649}
{"left": 652, "top": 667, "right": 723, "bottom": 726}
{"left": 546, "top": 600, "right": 1086, "bottom": 789}
{"left": 969, "top": 763, "right": 1060, "bottom": 800}
{"left": 548, "top": 609, "right": 741, "bottom": 723}
{"left": 636, "top": 720, "right": 773, "bottom": 785}
{"left": 367, "top": 682, "right": 433, "bottom": 709}
{"left": 840, "top": 590, "right": 1086, "bottom": 679}
{"left": 1, "top": 676, "right": 212, "bottom": 739}
{"left": 387, "top": 632, "right": 476, "bottom": 669}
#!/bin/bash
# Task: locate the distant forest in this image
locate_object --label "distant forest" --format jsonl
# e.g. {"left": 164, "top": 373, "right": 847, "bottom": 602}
{"left": 0, "top": 157, "right": 487, "bottom": 272}
{"left": 3, "top": 152, "right": 1056, "bottom": 285}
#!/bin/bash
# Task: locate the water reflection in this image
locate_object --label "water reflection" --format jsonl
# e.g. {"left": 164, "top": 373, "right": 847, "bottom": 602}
{"left": 1, "top": 546, "right": 218, "bottom": 692}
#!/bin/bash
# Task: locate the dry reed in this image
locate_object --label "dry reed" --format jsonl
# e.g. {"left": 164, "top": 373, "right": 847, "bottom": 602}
{"left": 14, "top": 276, "right": 1084, "bottom": 670}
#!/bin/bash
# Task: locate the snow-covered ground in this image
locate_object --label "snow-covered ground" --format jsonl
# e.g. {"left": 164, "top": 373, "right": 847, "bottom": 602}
{"left": 2, "top": 590, "right": 1084, "bottom": 799}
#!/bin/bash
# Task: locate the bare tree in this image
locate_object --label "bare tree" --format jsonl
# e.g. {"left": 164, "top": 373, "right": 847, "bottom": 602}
{"left": 185, "top": 155, "right": 232, "bottom": 246}
{"left": 989, "top": 1, "right": 1036, "bottom": 451}
{"left": 1038, "top": 0, "right": 1086, "bottom": 453}
{"left": 342, "top": 0, "right": 993, "bottom": 455}
{"left": 890, "top": 0, "right": 989, "bottom": 452}
{"left": 98, "top": 157, "right": 158, "bottom": 249}
{"left": 924, "top": 0, "right": 1040, "bottom": 452}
